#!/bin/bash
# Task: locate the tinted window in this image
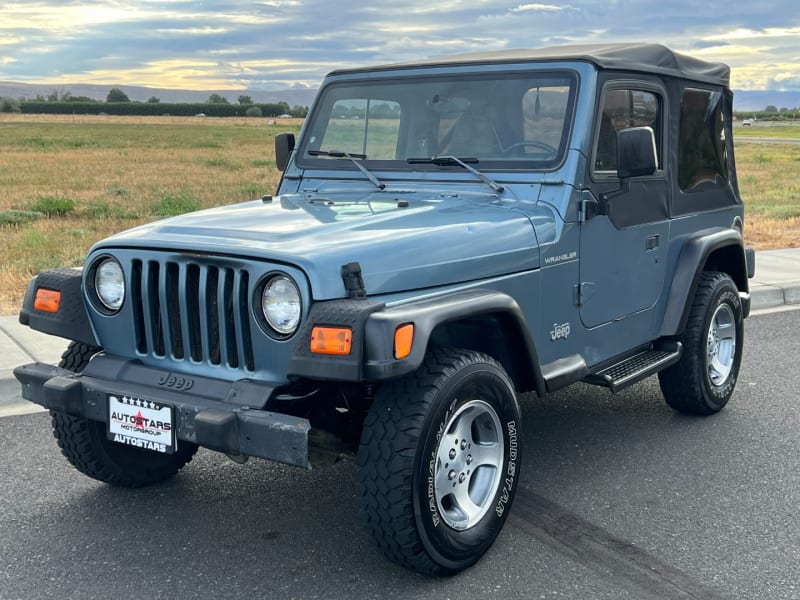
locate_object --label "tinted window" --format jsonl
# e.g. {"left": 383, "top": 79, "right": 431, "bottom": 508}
{"left": 678, "top": 88, "right": 728, "bottom": 191}
{"left": 594, "top": 89, "right": 661, "bottom": 172}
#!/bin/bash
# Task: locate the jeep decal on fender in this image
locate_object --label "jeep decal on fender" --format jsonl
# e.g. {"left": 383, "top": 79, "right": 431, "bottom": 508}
{"left": 550, "top": 322, "right": 571, "bottom": 341}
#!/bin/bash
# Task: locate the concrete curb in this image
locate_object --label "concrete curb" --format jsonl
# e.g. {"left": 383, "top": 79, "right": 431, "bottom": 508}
{"left": 748, "top": 248, "right": 800, "bottom": 310}
{"left": 0, "top": 379, "right": 46, "bottom": 416}
{"left": 0, "top": 315, "right": 66, "bottom": 407}
{"left": 750, "top": 281, "right": 800, "bottom": 310}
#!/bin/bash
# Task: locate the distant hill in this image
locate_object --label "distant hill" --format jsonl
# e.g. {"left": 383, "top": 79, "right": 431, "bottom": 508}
{"left": 0, "top": 80, "right": 317, "bottom": 107}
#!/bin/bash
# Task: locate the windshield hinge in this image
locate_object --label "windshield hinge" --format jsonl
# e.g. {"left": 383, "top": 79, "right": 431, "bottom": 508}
{"left": 341, "top": 262, "right": 367, "bottom": 299}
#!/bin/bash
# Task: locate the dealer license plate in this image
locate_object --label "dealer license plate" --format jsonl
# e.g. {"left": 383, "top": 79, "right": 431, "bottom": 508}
{"left": 107, "top": 394, "right": 175, "bottom": 454}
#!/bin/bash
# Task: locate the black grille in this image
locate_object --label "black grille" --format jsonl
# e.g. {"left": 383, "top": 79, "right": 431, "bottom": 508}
{"left": 131, "top": 259, "right": 254, "bottom": 371}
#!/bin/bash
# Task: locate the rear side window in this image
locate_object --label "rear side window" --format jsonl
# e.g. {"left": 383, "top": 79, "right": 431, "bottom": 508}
{"left": 678, "top": 88, "right": 728, "bottom": 191}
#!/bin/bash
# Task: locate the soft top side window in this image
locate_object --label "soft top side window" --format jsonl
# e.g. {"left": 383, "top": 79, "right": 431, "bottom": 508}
{"left": 678, "top": 88, "right": 728, "bottom": 192}
{"left": 594, "top": 88, "right": 662, "bottom": 173}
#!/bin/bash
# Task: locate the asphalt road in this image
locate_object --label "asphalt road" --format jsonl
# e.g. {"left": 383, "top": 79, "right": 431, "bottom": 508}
{"left": 2, "top": 307, "right": 799, "bottom": 600}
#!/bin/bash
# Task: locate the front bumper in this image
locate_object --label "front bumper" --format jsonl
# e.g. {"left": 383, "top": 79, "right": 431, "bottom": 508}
{"left": 13, "top": 355, "right": 311, "bottom": 468}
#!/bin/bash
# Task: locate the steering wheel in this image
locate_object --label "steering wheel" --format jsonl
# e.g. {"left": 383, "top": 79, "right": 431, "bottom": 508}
{"left": 501, "top": 140, "right": 558, "bottom": 157}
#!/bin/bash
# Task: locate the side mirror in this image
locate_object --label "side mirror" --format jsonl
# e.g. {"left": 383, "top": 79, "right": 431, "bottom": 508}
{"left": 617, "top": 126, "right": 657, "bottom": 179}
{"left": 275, "top": 132, "right": 296, "bottom": 172}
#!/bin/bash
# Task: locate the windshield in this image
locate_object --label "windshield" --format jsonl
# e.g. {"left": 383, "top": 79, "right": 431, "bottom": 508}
{"left": 297, "top": 70, "right": 577, "bottom": 171}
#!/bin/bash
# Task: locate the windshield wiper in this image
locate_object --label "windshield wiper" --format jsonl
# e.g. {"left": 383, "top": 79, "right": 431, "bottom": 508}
{"left": 308, "top": 149, "right": 385, "bottom": 190}
{"left": 407, "top": 155, "right": 504, "bottom": 193}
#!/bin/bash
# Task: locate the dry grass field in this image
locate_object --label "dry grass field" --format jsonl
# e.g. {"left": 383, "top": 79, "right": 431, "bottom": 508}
{"left": 0, "top": 114, "right": 302, "bottom": 312}
{"left": 733, "top": 125, "right": 800, "bottom": 249}
{"left": 1, "top": 114, "right": 798, "bottom": 314}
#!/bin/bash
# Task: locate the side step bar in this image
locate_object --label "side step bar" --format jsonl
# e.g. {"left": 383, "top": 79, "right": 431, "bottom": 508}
{"left": 584, "top": 343, "right": 682, "bottom": 393}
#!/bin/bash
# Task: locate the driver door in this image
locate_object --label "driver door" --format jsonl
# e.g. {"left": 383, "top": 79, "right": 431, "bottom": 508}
{"left": 579, "top": 83, "right": 670, "bottom": 329}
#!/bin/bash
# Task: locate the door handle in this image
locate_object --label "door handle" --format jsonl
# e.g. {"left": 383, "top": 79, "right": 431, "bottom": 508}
{"left": 646, "top": 235, "right": 660, "bottom": 250}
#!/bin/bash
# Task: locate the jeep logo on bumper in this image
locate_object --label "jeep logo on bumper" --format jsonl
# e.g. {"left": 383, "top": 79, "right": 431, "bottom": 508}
{"left": 157, "top": 372, "right": 194, "bottom": 391}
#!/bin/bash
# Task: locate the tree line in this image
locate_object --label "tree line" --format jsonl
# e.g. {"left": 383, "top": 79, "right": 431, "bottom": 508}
{"left": 734, "top": 105, "right": 800, "bottom": 121}
{"left": 0, "top": 87, "right": 308, "bottom": 117}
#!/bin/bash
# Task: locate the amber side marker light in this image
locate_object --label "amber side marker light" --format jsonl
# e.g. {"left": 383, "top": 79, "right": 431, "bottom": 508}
{"left": 310, "top": 326, "right": 352, "bottom": 355}
{"left": 394, "top": 323, "right": 414, "bottom": 359}
{"left": 34, "top": 288, "right": 61, "bottom": 313}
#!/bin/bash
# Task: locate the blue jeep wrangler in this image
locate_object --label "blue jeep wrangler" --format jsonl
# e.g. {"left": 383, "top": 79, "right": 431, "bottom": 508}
{"left": 15, "top": 43, "right": 755, "bottom": 574}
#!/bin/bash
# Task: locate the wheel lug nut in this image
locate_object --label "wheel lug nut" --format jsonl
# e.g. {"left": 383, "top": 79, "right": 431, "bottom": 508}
{"left": 459, "top": 473, "right": 465, "bottom": 483}
{"left": 460, "top": 440, "right": 467, "bottom": 450}
{"left": 466, "top": 455, "right": 472, "bottom": 465}
{"left": 449, "top": 449, "right": 456, "bottom": 460}
{"left": 448, "top": 470, "right": 455, "bottom": 480}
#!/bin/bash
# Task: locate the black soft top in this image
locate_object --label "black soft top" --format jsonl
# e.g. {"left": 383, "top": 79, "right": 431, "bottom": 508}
{"left": 329, "top": 43, "right": 730, "bottom": 87}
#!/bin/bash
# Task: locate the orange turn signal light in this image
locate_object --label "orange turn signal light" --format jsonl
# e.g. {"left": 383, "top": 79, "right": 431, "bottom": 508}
{"left": 34, "top": 288, "right": 61, "bottom": 313}
{"left": 394, "top": 323, "right": 414, "bottom": 359}
{"left": 310, "top": 326, "right": 352, "bottom": 355}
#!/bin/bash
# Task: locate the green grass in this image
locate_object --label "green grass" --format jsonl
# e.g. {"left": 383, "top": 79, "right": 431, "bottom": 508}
{"left": 82, "top": 201, "right": 139, "bottom": 220}
{"left": 734, "top": 124, "right": 800, "bottom": 139}
{"left": 25, "top": 195, "right": 76, "bottom": 216}
{"left": 734, "top": 142, "right": 800, "bottom": 212}
{"left": 152, "top": 192, "right": 203, "bottom": 217}
{"left": 250, "top": 159, "right": 274, "bottom": 168}
{"left": 0, "top": 209, "right": 41, "bottom": 226}
{"left": 204, "top": 157, "right": 242, "bottom": 170}
{"left": 239, "top": 183, "right": 266, "bottom": 198}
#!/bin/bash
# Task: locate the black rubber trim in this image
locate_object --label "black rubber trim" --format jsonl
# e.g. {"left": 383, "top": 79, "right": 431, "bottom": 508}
{"left": 287, "top": 299, "right": 385, "bottom": 382}
{"left": 18, "top": 268, "right": 98, "bottom": 346}
{"left": 363, "top": 289, "right": 545, "bottom": 396}
{"left": 660, "top": 228, "right": 748, "bottom": 337}
{"left": 540, "top": 354, "right": 589, "bottom": 393}
{"left": 745, "top": 247, "right": 755, "bottom": 279}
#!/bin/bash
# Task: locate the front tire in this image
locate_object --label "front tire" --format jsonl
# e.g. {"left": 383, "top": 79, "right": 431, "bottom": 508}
{"left": 357, "top": 348, "right": 521, "bottom": 575}
{"left": 51, "top": 341, "right": 198, "bottom": 487}
{"left": 659, "top": 271, "right": 744, "bottom": 415}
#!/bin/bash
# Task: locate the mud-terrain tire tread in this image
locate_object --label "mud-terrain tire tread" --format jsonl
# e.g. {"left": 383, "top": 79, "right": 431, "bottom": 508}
{"left": 58, "top": 341, "right": 100, "bottom": 373}
{"left": 356, "top": 348, "right": 515, "bottom": 575}
{"left": 659, "top": 271, "right": 743, "bottom": 415}
{"left": 50, "top": 341, "right": 198, "bottom": 488}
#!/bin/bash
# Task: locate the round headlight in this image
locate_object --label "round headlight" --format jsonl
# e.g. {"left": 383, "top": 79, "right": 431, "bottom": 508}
{"left": 94, "top": 258, "right": 125, "bottom": 311}
{"left": 261, "top": 275, "right": 301, "bottom": 336}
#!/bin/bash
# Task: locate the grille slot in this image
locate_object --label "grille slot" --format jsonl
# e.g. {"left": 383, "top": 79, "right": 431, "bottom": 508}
{"left": 132, "top": 259, "right": 254, "bottom": 371}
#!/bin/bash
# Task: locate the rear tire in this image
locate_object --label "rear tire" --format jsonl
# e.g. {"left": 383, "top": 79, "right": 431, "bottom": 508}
{"left": 659, "top": 272, "right": 743, "bottom": 415}
{"left": 50, "top": 341, "right": 198, "bottom": 487}
{"left": 357, "top": 348, "right": 521, "bottom": 575}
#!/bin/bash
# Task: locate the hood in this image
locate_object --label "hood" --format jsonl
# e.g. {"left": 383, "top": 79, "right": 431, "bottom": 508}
{"left": 94, "top": 189, "right": 544, "bottom": 299}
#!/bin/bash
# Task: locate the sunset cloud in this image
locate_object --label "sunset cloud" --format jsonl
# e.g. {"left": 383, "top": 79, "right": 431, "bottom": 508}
{"left": 0, "top": 0, "right": 797, "bottom": 91}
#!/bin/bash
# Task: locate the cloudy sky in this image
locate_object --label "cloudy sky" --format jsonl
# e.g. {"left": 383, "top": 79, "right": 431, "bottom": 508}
{"left": 1, "top": 1, "right": 799, "bottom": 91}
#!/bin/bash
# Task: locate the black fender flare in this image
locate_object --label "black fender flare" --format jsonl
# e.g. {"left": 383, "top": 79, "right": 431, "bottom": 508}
{"left": 660, "top": 228, "right": 750, "bottom": 337}
{"left": 363, "top": 289, "right": 546, "bottom": 396}
{"left": 18, "top": 268, "right": 98, "bottom": 346}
